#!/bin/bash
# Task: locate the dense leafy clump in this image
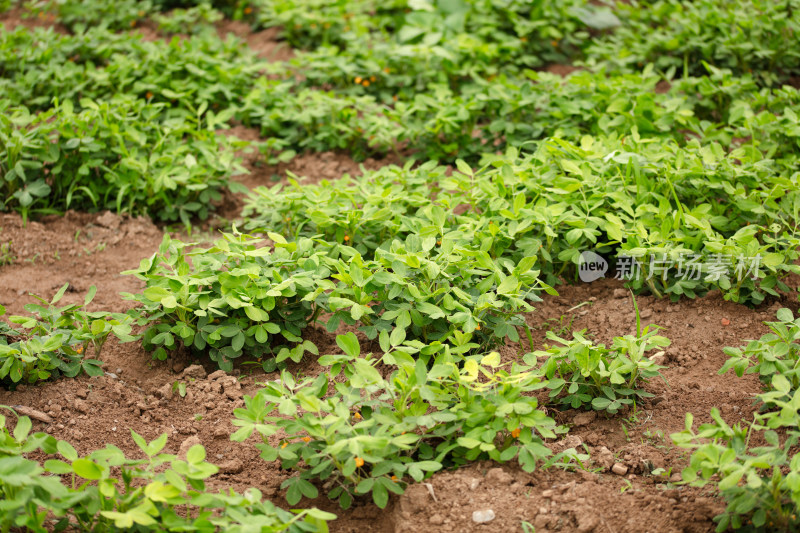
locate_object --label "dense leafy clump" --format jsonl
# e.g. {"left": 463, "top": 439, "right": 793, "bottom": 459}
{"left": 0, "top": 97, "right": 246, "bottom": 224}
{"left": 123, "top": 232, "right": 331, "bottom": 372}
{"left": 0, "top": 285, "right": 134, "bottom": 385}
{"left": 232, "top": 334, "right": 582, "bottom": 509}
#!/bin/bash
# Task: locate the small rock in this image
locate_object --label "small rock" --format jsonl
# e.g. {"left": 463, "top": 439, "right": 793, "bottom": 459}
{"left": 612, "top": 463, "right": 628, "bottom": 476}
{"left": 399, "top": 485, "right": 430, "bottom": 514}
{"left": 552, "top": 435, "right": 583, "bottom": 453}
{"left": 485, "top": 467, "right": 513, "bottom": 485}
{"left": 213, "top": 426, "right": 229, "bottom": 439}
{"left": 12, "top": 406, "right": 53, "bottom": 424}
{"left": 95, "top": 211, "right": 121, "bottom": 230}
{"left": 573, "top": 411, "right": 596, "bottom": 427}
{"left": 468, "top": 478, "right": 481, "bottom": 490}
{"left": 115, "top": 368, "right": 123, "bottom": 375}
{"left": 105, "top": 373, "right": 118, "bottom": 380}
{"left": 218, "top": 458, "right": 243, "bottom": 474}
{"left": 73, "top": 399, "right": 90, "bottom": 414}
{"left": 429, "top": 514, "right": 444, "bottom": 525}
{"left": 595, "top": 446, "right": 615, "bottom": 470}
{"left": 182, "top": 365, "right": 207, "bottom": 379}
{"left": 639, "top": 308, "right": 653, "bottom": 319}
{"left": 172, "top": 360, "right": 186, "bottom": 373}
{"left": 208, "top": 370, "right": 227, "bottom": 381}
{"left": 156, "top": 383, "right": 173, "bottom": 400}
{"left": 75, "top": 389, "right": 88, "bottom": 399}
{"left": 612, "top": 288, "right": 628, "bottom": 299}
{"left": 576, "top": 512, "right": 599, "bottom": 533}
{"left": 178, "top": 435, "right": 202, "bottom": 459}
{"left": 472, "top": 510, "right": 495, "bottom": 524}
{"left": 225, "top": 388, "right": 243, "bottom": 401}
{"left": 669, "top": 474, "right": 682, "bottom": 483}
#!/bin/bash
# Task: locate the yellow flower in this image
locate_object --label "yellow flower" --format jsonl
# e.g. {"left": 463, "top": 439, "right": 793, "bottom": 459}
{"left": 354, "top": 77, "right": 363, "bottom": 84}
{"left": 354, "top": 411, "right": 362, "bottom": 419}
{"left": 281, "top": 442, "right": 288, "bottom": 448}
{"left": 302, "top": 436, "right": 311, "bottom": 442}
{"left": 370, "top": 76, "right": 376, "bottom": 82}
{"left": 355, "top": 457, "right": 365, "bottom": 467}
{"left": 362, "top": 80, "right": 370, "bottom": 87}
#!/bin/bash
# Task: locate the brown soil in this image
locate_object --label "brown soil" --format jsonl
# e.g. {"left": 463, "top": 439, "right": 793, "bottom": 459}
{"left": 215, "top": 20, "right": 294, "bottom": 62}
{"left": 0, "top": 7, "right": 68, "bottom": 33}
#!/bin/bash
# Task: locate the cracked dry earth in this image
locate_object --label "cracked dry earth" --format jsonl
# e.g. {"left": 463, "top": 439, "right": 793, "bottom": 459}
{"left": 2, "top": 207, "right": 798, "bottom": 533}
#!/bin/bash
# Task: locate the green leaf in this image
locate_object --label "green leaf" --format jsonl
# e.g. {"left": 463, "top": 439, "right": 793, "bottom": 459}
{"left": 72, "top": 458, "right": 103, "bottom": 480}
{"left": 336, "top": 332, "right": 360, "bottom": 358}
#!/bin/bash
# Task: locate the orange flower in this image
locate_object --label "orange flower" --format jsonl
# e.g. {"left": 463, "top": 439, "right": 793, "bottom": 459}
{"left": 302, "top": 436, "right": 311, "bottom": 442}
{"left": 370, "top": 76, "right": 376, "bottom": 82}
{"left": 551, "top": 40, "right": 559, "bottom": 47}
{"left": 475, "top": 324, "right": 481, "bottom": 331}
{"left": 76, "top": 345, "right": 84, "bottom": 354}
{"left": 146, "top": 91, "right": 153, "bottom": 99}
{"left": 383, "top": 67, "right": 391, "bottom": 74}
{"left": 281, "top": 442, "right": 288, "bottom": 448}
{"left": 354, "top": 77, "right": 363, "bottom": 84}
{"left": 362, "top": 80, "right": 370, "bottom": 87}
{"left": 244, "top": 6, "right": 253, "bottom": 14}
{"left": 354, "top": 412, "right": 362, "bottom": 419}
{"left": 355, "top": 457, "right": 365, "bottom": 467}
{"left": 391, "top": 475, "right": 398, "bottom": 481}
{"left": 511, "top": 428, "right": 521, "bottom": 438}
{"left": 130, "top": 20, "right": 136, "bottom": 27}
{"left": 344, "top": 235, "right": 350, "bottom": 241}
{"left": 520, "top": 36, "right": 528, "bottom": 42}
{"left": 392, "top": 95, "right": 398, "bottom": 101}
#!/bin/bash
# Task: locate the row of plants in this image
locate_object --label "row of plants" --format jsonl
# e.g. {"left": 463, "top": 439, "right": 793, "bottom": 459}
{"left": 0, "top": 406, "right": 334, "bottom": 532}
{"left": 583, "top": 0, "right": 800, "bottom": 85}
{"left": 674, "top": 308, "right": 800, "bottom": 531}
{"left": 243, "top": 136, "right": 800, "bottom": 305}
{"left": 120, "top": 229, "right": 551, "bottom": 372}
{"left": 2, "top": 20, "right": 799, "bottom": 225}
{"left": 231, "top": 316, "right": 667, "bottom": 509}
{"left": 0, "top": 96, "right": 247, "bottom": 224}
{"left": 0, "top": 24, "right": 265, "bottom": 115}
